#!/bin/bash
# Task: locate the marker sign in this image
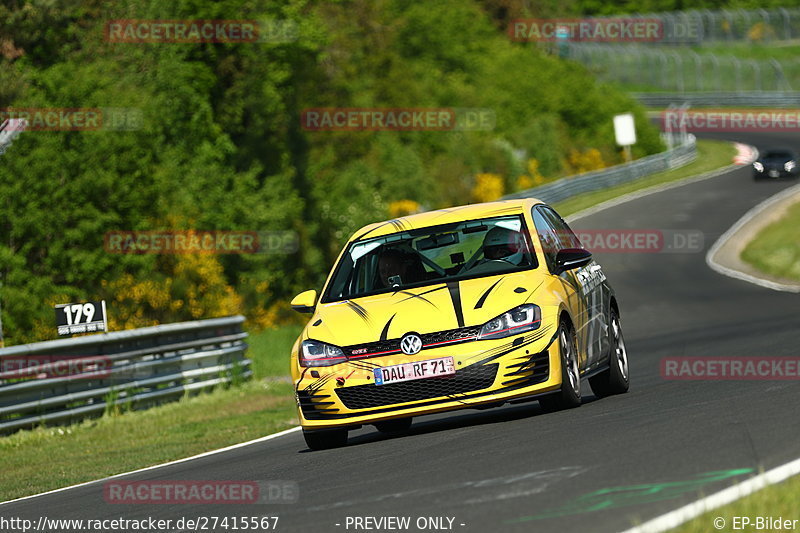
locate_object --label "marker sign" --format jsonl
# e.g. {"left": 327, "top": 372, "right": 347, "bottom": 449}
{"left": 613, "top": 113, "right": 636, "bottom": 146}
{"left": 55, "top": 300, "right": 108, "bottom": 336}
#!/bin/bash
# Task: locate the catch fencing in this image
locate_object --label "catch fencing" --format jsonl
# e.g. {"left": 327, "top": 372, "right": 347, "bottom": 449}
{"left": 633, "top": 92, "right": 800, "bottom": 108}
{"left": 569, "top": 44, "right": 796, "bottom": 93}
{"left": 560, "top": 8, "right": 800, "bottom": 93}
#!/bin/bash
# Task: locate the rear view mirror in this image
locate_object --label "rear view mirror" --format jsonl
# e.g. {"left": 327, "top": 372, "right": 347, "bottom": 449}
{"left": 417, "top": 232, "right": 459, "bottom": 250}
{"left": 554, "top": 248, "right": 592, "bottom": 275}
{"left": 291, "top": 289, "right": 317, "bottom": 313}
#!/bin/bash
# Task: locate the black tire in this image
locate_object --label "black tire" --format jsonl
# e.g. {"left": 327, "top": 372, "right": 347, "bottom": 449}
{"left": 375, "top": 417, "right": 413, "bottom": 435}
{"left": 302, "top": 428, "right": 348, "bottom": 450}
{"left": 589, "top": 309, "right": 630, "bottom": 398}
{"left": 539, "top": 322, "right": 581, "bottom": 412}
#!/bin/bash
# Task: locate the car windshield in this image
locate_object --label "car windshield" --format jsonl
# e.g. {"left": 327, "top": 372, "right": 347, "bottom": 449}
{"left": 321, "top": 215, "right": 537, "bottom": 302}
{"left": 762, "top": 150, "right": 794, "bottom": 160}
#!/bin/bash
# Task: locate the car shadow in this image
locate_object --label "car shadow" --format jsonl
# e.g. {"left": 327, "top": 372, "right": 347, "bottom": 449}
{"left": 338, "top": 392, "right": 602, "bottom": 449}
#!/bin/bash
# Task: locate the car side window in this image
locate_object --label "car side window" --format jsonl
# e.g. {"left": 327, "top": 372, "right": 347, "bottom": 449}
{"left": 541, "top": 206, "right": 582, "bottom": 250}
{"left": 532, "top": 206, "right": 560, "bottom": 272}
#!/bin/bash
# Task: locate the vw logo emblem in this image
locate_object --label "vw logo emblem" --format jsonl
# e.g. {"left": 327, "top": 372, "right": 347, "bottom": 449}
{"left": 400, "top": 333, "right": 423, "bottom": 355}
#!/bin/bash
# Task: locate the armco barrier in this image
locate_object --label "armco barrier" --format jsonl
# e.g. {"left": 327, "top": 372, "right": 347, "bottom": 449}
{"left": 0, "top": 316, "right": 249, "bottom": 432}
{"left": 503, "top": 135, "right": 696, "bottom": 204}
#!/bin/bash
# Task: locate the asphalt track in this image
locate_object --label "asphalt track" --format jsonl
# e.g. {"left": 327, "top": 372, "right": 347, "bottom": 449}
{"left": 3, "top": 131, "right": 799, "bottom": 533}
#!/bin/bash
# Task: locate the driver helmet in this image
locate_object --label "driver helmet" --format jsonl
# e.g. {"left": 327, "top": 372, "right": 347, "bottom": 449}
{"left": 482, "top": 226, "right": 525, "bottom": 265}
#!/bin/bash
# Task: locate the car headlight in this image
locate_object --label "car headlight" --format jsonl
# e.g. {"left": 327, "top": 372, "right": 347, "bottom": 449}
{"left": 785, "top": 161, "right": 796, "bottom": 172}
{"left": 300, "top": 339, "right": 347, "bottom": 367}
{"left": 753, "top": 162, "right": 764, "bottom": 172}
{"left": 478, "top": 304, "right": 541, "bottom": 340}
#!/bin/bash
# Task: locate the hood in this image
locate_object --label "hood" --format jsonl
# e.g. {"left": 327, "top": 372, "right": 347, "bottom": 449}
{"left": 305, "top": 271, "right": 544, "bottom": 347}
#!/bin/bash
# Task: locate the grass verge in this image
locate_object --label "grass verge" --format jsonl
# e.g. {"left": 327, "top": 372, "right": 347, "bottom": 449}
{"left": 0, "top": 139, "right": 737, "bottom": 503}
{"left": 740, "top": 199, "right": 800, "bottom": 281}
{"left": 672, "top": 472, "right": 800, "bottom": 533}
{"left": 0, "top": 327, "right": 300, "bottom": 503}
{"left": 248, "top": 323, "right": 304, "bottom": 378}
{"left": 555, "top": 138, "right": 736, "bottom": 217}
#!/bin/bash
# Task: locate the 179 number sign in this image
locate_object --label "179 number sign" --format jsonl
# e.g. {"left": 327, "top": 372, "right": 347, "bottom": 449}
{"left": 55, "top": 300, "right": 107, "bottom": 336}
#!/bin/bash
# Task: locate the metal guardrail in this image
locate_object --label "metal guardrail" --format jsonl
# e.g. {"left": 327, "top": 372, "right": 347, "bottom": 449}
{"left": 633, "top": 92, "right": 800, "bottom": 108}
{"left": 0, "top": 316, "right": 250, "bottom": 433}
{"left": 503, "top": 135, "right": 696, "bottom": 204}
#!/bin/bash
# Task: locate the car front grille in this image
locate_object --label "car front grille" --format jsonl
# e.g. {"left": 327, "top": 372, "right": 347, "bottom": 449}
{"left": 335, "top": 363, "right": 499, "bottom": 410}
{"left": 345, "top": 325, "right": 481, "bottom": 358}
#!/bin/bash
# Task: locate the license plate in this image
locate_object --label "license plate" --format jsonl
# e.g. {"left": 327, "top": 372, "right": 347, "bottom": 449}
{"left": 769, "top": 170, "right": 780, "bottom": 177}
{"left": 373, "top": 356, "right": 455, "bottom": 386}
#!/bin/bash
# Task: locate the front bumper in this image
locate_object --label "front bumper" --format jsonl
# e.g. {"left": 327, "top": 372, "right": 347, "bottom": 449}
{"left": 295, "top": 324, "right": 562, "bottom": 429}
{"left": 755, "top": 167, "right": 799, "bottom": 179}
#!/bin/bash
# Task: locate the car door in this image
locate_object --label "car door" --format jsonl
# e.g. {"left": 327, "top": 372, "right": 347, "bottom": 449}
{"left": 537, "top": 205, "right": 607, "bottom": 367}
{"left": 531, "top": 205, "right": 591, "bottom": 369}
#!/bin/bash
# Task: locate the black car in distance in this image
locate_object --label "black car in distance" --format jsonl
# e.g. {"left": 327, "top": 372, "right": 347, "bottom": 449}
{"left": 753, "top": 148, "right": 800, "bottom": 180}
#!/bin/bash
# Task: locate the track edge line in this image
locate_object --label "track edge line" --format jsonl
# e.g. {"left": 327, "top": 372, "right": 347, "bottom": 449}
{"left": 619, "top": 455, "right": 800, "bottom": 533}
{"left": 0, "top": 425, "right": 301, "bottom": 506}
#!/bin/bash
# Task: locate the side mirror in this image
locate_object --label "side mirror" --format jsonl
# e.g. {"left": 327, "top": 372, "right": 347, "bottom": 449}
{"left": 554, "top": 248, "right": 592, "bottom": 275}
{"left": 290, "top": 289, "right": 317, "bottom": 314}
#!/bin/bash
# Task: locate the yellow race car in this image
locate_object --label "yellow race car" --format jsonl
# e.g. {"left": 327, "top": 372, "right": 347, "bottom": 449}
{"left": 290, "top": 198, "right": 629, "bottom": 450}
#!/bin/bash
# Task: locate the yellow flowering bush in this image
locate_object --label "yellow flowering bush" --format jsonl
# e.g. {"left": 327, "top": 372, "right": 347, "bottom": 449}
{"left": 567, "top": 148, "right": 606, "bottom": 174}
{"left": 471, "top": 173, "right": 505, "bottom": 203}
{"left": 516, "top": 158, "right": 546, "bottom": 190}
{"left": 388, "top": 199, "right": 421, "bottom": 218}
{"left": 102, "top": 254, "right": 242, "bottom": 331}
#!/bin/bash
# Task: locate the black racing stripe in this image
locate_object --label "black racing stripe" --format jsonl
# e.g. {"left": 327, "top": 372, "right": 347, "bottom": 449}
{"left": 380, "top": 314, "right": 396, "bottom": 341}
{"left": 474, "top": 278, "right": 502, "bottom": 309}
{"left": 307, "top": 373, "right": 333, "bottom": 392}
{"left": 346, "top": 301, "right": 371, "bottom": 324}
{"left": 472, "top": 337, "right": 541, "bottom": 367}
{"left": 447, "top": 281, "right": 465, "bottom": 328}
{"left": 414, "top": 285, "right": 448, "bottom": 297}
{"left": 356, "top": 217, "right": 409, "bottom": 240}
{"left": 429, "top": 205, "right": 472, "bottom": 220}
{"left": 471, "top": 327, "right": 554, "bottom": 366}
{"left": 397, "top": 290, "right": 438, "bottom": 308}
{"left": 482, "top": 207, "right": 522, "bottom": 216}
{"left": 348, "top": 360, "right": 379, "bottom": 371}
{"left": 354, "top": 220, "right": 396, "bottom": 240}
{"left": 297, "top": 367, "right": 309, "bottom": 391}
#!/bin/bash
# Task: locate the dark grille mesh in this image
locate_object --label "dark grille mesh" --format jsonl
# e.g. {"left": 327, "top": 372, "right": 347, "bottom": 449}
{"left": 335, "top": 363, "right": 498, "bottom": 410}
